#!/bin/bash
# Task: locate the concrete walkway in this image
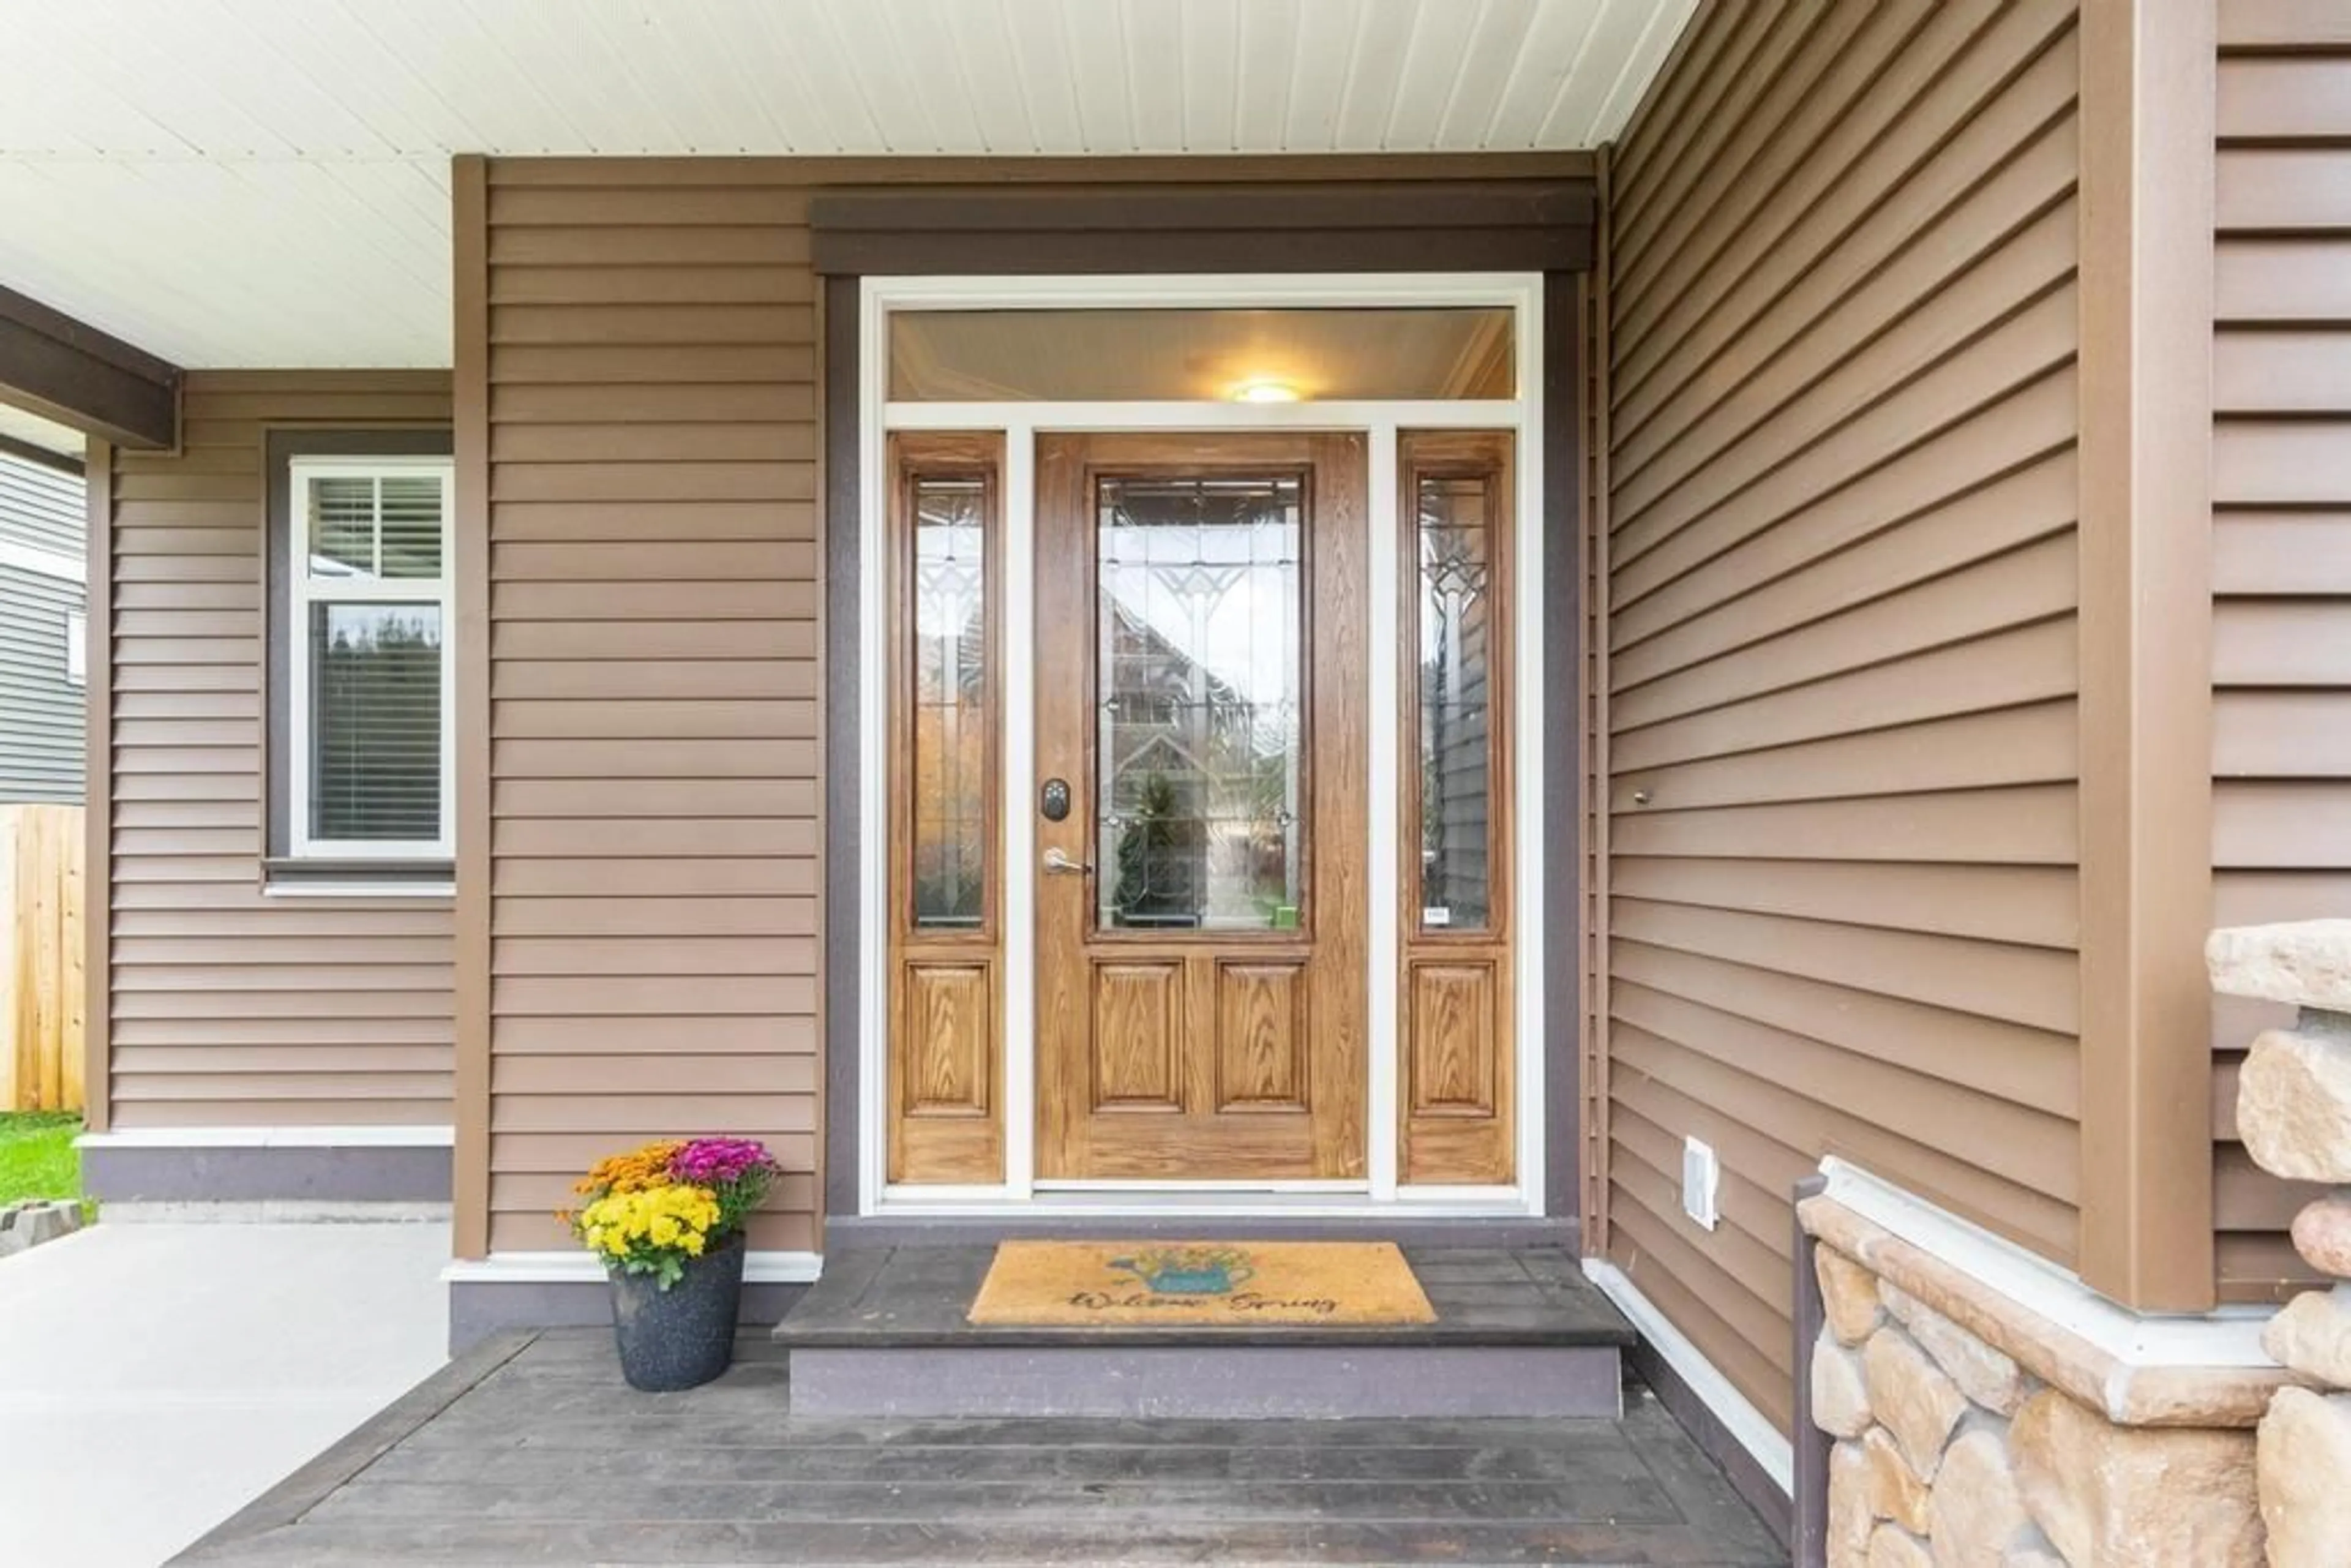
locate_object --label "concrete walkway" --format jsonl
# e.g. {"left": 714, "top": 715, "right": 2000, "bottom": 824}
{"left": 0, "top": 1219, "right": 449, "bottom": 1568}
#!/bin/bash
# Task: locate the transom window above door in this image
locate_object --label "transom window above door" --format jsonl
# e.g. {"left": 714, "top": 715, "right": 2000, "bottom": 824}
{"left": 890, "top": 306, "right": 1515, "bottom": 403}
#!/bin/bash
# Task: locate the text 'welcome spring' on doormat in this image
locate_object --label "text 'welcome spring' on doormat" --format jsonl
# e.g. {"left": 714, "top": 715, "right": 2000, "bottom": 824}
{"left": 967, "top": 1240, "right": 1439, "bottom": 1327}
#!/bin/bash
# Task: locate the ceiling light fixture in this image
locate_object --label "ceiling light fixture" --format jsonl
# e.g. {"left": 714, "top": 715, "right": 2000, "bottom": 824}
{"left": 1229, "top": 378, "right": 1303, "bottom": 403}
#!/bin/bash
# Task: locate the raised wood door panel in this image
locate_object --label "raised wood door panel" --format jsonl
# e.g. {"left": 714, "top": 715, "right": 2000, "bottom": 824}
{"left": 1216, "top": 959, "right": 1311, "bottom": 1111}
{"left": 1035, "top": 432, "right": 1368, "bottom": 1182}
{"left": 886, "top": 432, "right": 1006, "bottom": 1185}
{"left": 1398, "top": 430, "right": 1515, "bottom": 1185}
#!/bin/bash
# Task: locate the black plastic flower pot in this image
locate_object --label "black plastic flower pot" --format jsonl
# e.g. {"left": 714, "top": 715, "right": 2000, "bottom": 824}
{"left": 607, "top": 1234, "right": 746, "bottom": 1393}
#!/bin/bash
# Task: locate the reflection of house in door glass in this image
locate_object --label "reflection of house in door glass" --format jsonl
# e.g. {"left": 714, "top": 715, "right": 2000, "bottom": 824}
{"left": 1095, "top": 476, "right": 1303, "bottom": 932}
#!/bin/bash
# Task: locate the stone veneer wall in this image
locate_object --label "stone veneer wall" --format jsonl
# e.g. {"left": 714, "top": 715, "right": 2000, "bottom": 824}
{"left": 1803, "top": 1194, "right": 2285, "bottom": 1566}
{"left": 2211, "top": 920, "right": 2351, "bottom": 1568}
{"left": 1796, "top": 918, "right": 2351, "bottom": 1567}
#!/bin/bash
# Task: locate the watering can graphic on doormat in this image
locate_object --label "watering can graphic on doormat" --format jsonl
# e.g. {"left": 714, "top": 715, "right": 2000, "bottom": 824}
{"left": 1108, "top": 1245, "right": 1257, "bottom": 1295}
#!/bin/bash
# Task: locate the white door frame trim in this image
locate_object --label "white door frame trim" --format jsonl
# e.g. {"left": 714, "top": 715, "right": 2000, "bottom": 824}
{"left": 857, "top": 272, "right": 1546, "bottom": 1218}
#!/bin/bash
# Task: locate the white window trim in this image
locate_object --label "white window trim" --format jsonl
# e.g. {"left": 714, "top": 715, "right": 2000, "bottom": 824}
{"left": 64, "top": 609, "right": 87, "bottom": 687}
{"left": 285, "top": 455, "right": 456, "bottom": 861}
{"left": 858, "top": 272, "right": 1546, "bottom": 1219}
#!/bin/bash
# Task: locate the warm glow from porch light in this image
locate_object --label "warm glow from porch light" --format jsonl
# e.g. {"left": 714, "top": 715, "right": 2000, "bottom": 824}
{"left": 1229, "top": 377, "right": 1303, "bottom": 403}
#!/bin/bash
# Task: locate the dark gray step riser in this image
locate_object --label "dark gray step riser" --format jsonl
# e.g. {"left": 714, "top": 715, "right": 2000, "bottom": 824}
{"left": 787, "top": 1343, "right": 1625, "bottom": 1420}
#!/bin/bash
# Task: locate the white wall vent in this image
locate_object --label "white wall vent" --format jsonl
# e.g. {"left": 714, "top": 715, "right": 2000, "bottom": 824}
{"left": 1681, "top": 1136, "right": 1720, "bottom": 1231}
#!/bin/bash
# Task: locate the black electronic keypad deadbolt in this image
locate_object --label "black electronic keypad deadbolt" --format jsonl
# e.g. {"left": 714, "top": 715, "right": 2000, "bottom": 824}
{"left": 1040, "top": 778, "right": 1071, "bottom": 822}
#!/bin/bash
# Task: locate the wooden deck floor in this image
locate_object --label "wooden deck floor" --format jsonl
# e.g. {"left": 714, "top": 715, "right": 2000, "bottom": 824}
{"left": 179, "top": 1330, "right": 1785, "bottom": 1566}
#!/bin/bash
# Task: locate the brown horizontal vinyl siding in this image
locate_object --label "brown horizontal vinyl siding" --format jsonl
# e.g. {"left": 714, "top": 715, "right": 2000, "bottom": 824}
{"left": 1602, "top": 0, "right": 2083, "bottom": 1431}
{"left": 482, "top": 162, "right": 820, "bottom": 1253}
{"left": 2210, "top": 11, "right": 2351, "bottom": 1303}
{"left": 103, "top": 372, "right": 456, "bottom": 1128}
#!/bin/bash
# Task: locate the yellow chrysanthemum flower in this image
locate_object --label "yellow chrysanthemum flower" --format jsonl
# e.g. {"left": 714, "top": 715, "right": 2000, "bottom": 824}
{"left": 571, "top": 1182, "right": 722, "bottom": 1266}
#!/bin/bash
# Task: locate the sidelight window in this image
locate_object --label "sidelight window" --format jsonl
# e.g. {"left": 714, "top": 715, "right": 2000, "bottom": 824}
{"left": 1401, "top": 434, "right": 1510, "bottom": 937}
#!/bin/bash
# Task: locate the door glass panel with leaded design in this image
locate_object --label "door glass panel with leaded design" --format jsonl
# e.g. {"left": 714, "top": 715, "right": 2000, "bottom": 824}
{"left": 1095, "top": 475, "right": 1305, "bottom": 936}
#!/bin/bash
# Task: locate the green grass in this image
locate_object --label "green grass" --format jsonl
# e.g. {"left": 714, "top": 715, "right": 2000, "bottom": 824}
{"left": 0, "top": 1112, "right": 82, "bottom": 1207}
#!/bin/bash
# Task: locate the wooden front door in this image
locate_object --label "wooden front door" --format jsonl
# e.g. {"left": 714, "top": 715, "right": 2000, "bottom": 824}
{"left": 1034, "top": 433, "right": 1369, "bottom": 1182}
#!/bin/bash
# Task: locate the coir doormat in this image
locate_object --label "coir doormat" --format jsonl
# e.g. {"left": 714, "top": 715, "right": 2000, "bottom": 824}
{"left": 967, "top": 1240, "right": 1437, "bottom": 1327}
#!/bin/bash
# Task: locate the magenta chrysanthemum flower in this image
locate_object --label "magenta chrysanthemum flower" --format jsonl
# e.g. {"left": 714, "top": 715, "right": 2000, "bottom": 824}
{"left": 669, "top": 1137, "right": 777, "bottom": 1186}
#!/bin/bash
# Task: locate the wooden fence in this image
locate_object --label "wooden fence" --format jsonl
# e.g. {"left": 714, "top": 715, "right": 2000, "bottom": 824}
{"left": 1, "top": 804, "right": 84, "bottom": 1114}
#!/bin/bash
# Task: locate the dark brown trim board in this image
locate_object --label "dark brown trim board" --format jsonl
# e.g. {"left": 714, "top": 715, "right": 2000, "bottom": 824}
{"left": 1545, "top": 269, "right": 1584, "bottom": 1225}
{"left": 822, "top": 275, "right": 863, "bottom": 1226}
{"left": 811, "top": 180, "right": 1595, "bottom": 275}
{"left": 2076, "top": 0, "right": 2219, "bottom": 1310}
{"left": 812, "top": 271, "right": 834, "bottom": 1247}
{"left": 451, "top": 152, "right": 493, "bottom": 1262}
{"left": 0, "top": 282, "right": 179, "bottom": 450}
{"left": 81, "top": 437, "right": 113, "bottom": 1133}
{"left": 1577, "top": 149, "right": 1614, "bottom": 1256}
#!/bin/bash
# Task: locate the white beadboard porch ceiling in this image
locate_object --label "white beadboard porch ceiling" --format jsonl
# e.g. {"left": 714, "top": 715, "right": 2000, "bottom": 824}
{"left": 0, "top": 0, "right": 1693, "bottom": 370}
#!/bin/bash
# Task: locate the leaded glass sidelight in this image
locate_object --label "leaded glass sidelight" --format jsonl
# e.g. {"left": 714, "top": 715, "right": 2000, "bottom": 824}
{"left": 909, "top": 477, "right": 988, "bottom": 929}
{"left": 1095, "top": 475, "right": 1305, "bottom": 932}
{"left": 1416, "top": 473, "right": 1495, "bottom": 931}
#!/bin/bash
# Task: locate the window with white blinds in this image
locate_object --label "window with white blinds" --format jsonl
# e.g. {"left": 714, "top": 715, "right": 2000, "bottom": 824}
{"left": 287, "top": 458, "right": 454, "bottom": 858}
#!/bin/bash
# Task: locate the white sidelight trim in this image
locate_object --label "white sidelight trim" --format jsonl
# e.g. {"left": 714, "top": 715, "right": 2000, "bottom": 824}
{"left": 860, "top": 272, "right": 1547, "bottom": 1218}
{"left": 1818, "top": 1159, "right": 2277, "bottom": 1366}
{"left": 1513, "top": 283, "right": 1547, "bottom": 1196}
{"left": 1584, "top": 1258, "right": 1794, "bottom": 1495}
{"left": 77, "top": 1125, "right": 455, "bottom": 1149}
{"left": 1000, "top": 430, "right": 1038, "bottom": 1202}
{"left": 1366, "top": 423, "right": 1402, "bottom": 1204}
{"left": 442, "top": 1250, "right": 824, "bottom": 1286}
{"left": 856, "top": 285, "right": 891, "bottom": 1212}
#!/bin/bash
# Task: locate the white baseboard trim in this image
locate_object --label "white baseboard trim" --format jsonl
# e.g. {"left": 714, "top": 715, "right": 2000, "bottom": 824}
{"left": 443, "top": 1250, "right": 825, "bottom": 1286}
{"left": 1818, "top": 1158, "right": 2276, "bottom": 1367}
{"left": 78, "top": 1125, "right": 455, "bottom": 1150}
{"left": 1584, "top": 1257, "right": 1793, "bottom": 1495}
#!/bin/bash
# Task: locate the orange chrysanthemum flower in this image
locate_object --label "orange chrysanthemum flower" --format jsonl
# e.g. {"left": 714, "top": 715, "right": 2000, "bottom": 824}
{"left": 572, "top": 1140, "right": 684, "bottom": 1196}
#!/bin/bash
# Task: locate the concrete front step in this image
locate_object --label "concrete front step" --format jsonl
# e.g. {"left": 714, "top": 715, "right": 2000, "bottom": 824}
{"left": 771, "top": 1244, "right": 1635, "bottom": 1419}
